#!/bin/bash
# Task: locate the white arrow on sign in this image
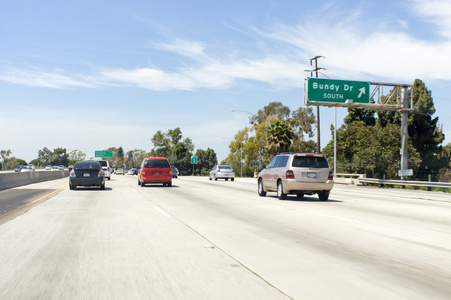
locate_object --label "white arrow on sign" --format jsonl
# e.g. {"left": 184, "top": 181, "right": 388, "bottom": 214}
{"left": 358, "top": 87, "right": 366, "bottom": 98}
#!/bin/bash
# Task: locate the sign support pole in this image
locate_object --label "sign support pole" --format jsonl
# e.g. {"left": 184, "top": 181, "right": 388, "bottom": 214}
{"left": 334, "top": 107, "right": 337, "bottom": 175}
{"left": 400, "top": 87, "right": 409, "bottom": 178}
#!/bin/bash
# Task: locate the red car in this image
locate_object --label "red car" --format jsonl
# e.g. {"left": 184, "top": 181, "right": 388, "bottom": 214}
{"left": 138, "top": 157, "right": 172, "bottom": 187}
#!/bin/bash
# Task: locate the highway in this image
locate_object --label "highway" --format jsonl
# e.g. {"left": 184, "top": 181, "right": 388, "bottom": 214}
{"left": 1, "top": 175, "right": 451, "bottom": 299}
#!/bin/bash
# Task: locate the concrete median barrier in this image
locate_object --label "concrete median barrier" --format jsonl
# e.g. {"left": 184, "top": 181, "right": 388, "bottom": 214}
{"left": 0, "top": 170, "right": 69, "bottom": 191}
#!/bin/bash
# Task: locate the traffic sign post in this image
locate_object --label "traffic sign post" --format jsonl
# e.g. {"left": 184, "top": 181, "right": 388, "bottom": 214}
{"left": 398, "top": 169, "right": 413, "bottom": 177}
{"left": 306, "top": 78, "right": 370, "bottom": 104}
{"left": 95, "top": 151, "right": 113, "bottom": 158}
{"left": 191, "top": 156, "right": 198, "bottom": 176}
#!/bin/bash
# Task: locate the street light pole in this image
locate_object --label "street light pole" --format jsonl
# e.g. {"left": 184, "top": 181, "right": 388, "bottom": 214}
{"left": 240, "top": 142, "right": 243, "bottom": 177}
{"left": 222, "top": 136, "right": 243, "bottom": 177}
{"left": 231, "top": 109, "right": 261, "bottom": 171}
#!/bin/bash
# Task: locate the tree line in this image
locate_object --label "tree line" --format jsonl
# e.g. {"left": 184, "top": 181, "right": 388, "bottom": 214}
{"left": 0, "top": 129, "right": 217, "bottom": 176}
{"left": 2, "top": 78, "right": 450, "bottom": 181}
{"left": 224, "top": 79, "right": 450, "bottom": 181}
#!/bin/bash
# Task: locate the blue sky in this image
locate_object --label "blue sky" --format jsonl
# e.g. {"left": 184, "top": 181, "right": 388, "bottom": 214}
{"left": 1, "top": 0, "right": 450, "bottom": 164}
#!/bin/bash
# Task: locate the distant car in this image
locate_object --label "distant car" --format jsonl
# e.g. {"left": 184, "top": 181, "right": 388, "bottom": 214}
{"left": 15, "top": 165, "right": 23, "bottom": 172}
{"left": 132, "top": 167, "right": 139, "bottom": 175}
{"left": 28, "top": 164, "right": 35, "bottom": 171}
{"left": 51, "top": 166, "right": 60, "bottom": 171}
{"left": 96, "top": 160, "right": 111, "bottom": 180}
{"left": 69, "top": 160, "right": 105, "bottom": 190}
{"left": 138, "top": 157, "right": 172, "bottom": 187}
{"left": 58, "top": 165, "right": 64, "bottom": 170}
{"left": 21, "top": 165, "right": 33, "bottom": 172}
{"left": 45, "top": 165, "right": 52, "bottom": 170}
{"left": 115, "top": 168, "right": 125, "bottom": 175}
{"left": 171, "top": 165, "right": 179, "bottom": 178}
{"left": 127, "top": 168, "right": 139, "bottom": 175}
{"left": 257, "top": 152, "right": 334, "bottom": 201}
{"left": 209, "top": 165, "right": 235, "bottom": 181}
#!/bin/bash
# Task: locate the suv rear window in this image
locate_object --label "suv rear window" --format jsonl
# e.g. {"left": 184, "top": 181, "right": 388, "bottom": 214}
{"left": 292, "top": 156, "right": 329, "bottom": 168}
{"left": 144, "top": 159, "right": 170, "bottom": 168}
{"left": 98, "top": 161, "right": 108, "bottom": 167}
{"left": 74, "top": 162, "right": 101, "bottom": 170}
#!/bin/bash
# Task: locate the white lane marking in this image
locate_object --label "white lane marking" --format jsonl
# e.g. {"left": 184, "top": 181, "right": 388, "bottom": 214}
{"left": 132, "top": 188, "right": 138, "bottom": 193}
{"left": 297, "top": 209, "right": 362, "bottom": 223}
{"left": 154, "top": 206, "right": 171, "bottom": 218}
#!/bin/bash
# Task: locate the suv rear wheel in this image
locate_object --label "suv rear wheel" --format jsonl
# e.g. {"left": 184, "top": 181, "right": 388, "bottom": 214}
{"left": 277, "top": 180, "right": 287, "bottom": 200}
{"left": 318, "top": 192, "right": 329, "bottom": 201}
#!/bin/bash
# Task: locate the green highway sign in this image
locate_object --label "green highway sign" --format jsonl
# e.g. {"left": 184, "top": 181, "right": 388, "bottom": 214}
{"left": 95, "top": 150, "right": 113, "bottom": 158}
{"left": 191, "top": 156, "right": 198, "bottom": 164}
{"left": 306, "top": 78, "right": 370, "bottom": 104}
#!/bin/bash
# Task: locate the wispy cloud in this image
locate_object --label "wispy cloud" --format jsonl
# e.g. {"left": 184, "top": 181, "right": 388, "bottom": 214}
{"left": 0, "top": 68, "right": 96, "bottom": 89}
{"left": 410, "top": 0, "right": 451, "bottom": 39}
{"left": 1, "top": 2, "right": 451, "bottom": 90}
{"left": 153, "top": 39, "right": 208, "bottom": 60}
{"left": 257, "top": 2, "right": 451, "bottom": 82}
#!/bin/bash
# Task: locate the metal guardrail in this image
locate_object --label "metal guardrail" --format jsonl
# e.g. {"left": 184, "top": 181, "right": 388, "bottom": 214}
{"left": 359, "top": 177, "right": 451, "bottom": 192}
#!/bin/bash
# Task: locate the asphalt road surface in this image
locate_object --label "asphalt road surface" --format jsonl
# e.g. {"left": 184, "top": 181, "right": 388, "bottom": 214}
{"left": 1, "top": 175, "right": 450, "bottom": 299}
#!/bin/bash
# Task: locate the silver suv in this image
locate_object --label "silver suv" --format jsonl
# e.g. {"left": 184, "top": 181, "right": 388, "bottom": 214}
{"left": 257, "top": 152, "right": 334, "bottom": 200}
{"left": 96, "top": 160, "right": 111, "bottom": 180}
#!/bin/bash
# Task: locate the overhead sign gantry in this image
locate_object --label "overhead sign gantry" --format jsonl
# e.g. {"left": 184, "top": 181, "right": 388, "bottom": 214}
{"left": 304, "top": 77, "right": 413, "bottom": 177}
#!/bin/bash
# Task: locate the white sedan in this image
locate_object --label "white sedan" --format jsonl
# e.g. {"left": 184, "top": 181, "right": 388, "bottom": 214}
{"left": 209, "top": 165, "right": 235, "bottom": 181}
{"left": 115, "top": 168, "right": 125, "bottom": 175}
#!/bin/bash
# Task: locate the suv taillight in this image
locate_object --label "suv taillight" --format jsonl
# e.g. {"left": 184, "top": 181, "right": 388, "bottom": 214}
{"left": 286, "top": 170, "right": 295, "bottom": 179}
{"left": 70, "top": 170, "right": 75, "bottom": 177}
{"left": 98, "top": 170, "right": 104, "bottom": 177}
{"left": 328, "top": 171, "right": 334, "bottom": 180}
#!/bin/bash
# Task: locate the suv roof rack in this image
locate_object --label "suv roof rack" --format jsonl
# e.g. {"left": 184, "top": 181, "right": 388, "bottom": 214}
{"left": 278, "top": 152, "right": 319, "bottom": 155}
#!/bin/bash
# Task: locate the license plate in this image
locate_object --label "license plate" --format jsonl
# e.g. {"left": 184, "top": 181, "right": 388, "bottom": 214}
{"left": 83, "top": 173, "right": 90, "bottom": 177}
{"left": 307, "top": 173, "right": 317, "bottom": 178}
{"left": 154, "top": 171, "right": 160, "bottom": 175}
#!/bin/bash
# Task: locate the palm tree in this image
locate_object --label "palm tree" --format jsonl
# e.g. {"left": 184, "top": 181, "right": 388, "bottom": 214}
{"left": 267, "top": 120, "right": 294, "bottom": 158}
